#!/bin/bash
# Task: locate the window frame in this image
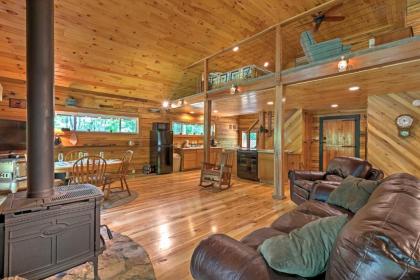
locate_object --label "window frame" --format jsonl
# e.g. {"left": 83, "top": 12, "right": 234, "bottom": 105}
{"left": 54, "top": 111, "right": 139, "bottom": 134}
{"left": 172, "top": 121, "right": 215, "bottom": 136}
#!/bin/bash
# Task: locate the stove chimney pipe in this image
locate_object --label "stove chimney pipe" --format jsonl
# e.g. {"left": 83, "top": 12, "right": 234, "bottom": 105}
{"left": 26, "top": 0, "right": 55, "bottom": 198}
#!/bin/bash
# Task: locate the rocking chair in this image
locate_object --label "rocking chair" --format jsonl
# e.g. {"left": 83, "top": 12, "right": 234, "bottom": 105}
{"left": 199, "top": 151, "right": 234, "bottom": 190}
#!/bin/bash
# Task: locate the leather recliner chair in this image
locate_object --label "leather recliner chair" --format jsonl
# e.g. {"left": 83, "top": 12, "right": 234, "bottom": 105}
{"left": 288, "top": 157, "right": 384, "bottom": 205}
{"left": 190, "top": 173, "right": 419, "bottom": 280}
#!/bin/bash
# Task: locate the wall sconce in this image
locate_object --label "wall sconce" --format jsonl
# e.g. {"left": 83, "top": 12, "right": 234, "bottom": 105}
{"left": 230, "top": 84, "right": 239, "bottom": 95}
{"left": 338, "top": 56, "right": 348, "bottom": 72}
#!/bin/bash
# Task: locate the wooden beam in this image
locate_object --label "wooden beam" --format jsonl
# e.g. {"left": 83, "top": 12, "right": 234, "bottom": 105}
{"left": 185, "top": 0, "right": 346, "bottom": 69}
{"left": 282, "top": 39, "right": 420, "bottom": 85}
{"left": 203, "top": 59, "right": 211, "bottom": 162}
{"left": 246, "top": 118, "right": 259, "bottom": 149}
{"left": 273, "top": 25, "right": 285, "bottom": 200}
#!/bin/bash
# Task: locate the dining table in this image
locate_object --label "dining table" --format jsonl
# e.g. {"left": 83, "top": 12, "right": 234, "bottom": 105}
{"left": 54, "top": 159, "right": 122, "bottom": 173}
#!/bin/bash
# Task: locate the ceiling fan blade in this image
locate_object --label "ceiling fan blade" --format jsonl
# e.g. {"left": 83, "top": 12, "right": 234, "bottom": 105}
{"left": 313, "top": 21, "right": 321, "bottom": 32}
{"left": 323, "top": 16, "right": 346, "bottom": 22}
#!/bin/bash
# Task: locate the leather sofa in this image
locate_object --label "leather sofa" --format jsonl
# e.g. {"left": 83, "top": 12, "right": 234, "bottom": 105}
{"left": 288, "top": 157, "right": 384, "bottom": 205}
{"left": 190, "top": 173, "right": 419, "bottom": 280}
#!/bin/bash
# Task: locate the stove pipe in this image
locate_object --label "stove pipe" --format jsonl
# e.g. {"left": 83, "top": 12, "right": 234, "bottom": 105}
{"left": 26, "top": 0, "right": 55, "bottom": 198}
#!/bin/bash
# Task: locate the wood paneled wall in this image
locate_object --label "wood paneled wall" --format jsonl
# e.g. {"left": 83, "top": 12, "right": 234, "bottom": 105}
{"left": 0, "top": 77, "right": 236, "bottom": 172}
{"left": 407, "top": 0, "right": 420, "bottom": 35}
{"left": 367, "top": 92, "right": 420, "bottom": 177}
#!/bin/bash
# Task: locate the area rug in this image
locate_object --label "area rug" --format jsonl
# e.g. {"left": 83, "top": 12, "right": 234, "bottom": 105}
{"left": 46, "top": 229, "right": 156, "bottom": 280}
{"left": 102, "top": 190, "right": 138, "bottom": 209}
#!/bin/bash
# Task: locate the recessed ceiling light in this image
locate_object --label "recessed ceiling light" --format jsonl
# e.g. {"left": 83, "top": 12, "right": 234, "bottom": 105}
{"left": 162, "top": 100, "right": 169, "bottom": 108}
{"left": 349, "top": 86, "right": 360, "bottom": 91}
{"left": 213, "top": 110, "right": 218, "bottom": 113}
{"left": 282, "top": 97, "right": 286, "bottom": 102}
{"left": 264, "top": 62, "right": 269, "bottom": 67}
{"left": 190, "top": 111, "right": 194, "bottom": 114}
{"left": 232, "top": 46, "right": 239, "bottom": 52}
{"left": 331, "top": 104, "right": 339, "bottom": 108}
{"left": 170, "top": 103, "right": 177, "bottom": 108}
{"left": 267, "top": 101, "right": 274, "bottom": 105}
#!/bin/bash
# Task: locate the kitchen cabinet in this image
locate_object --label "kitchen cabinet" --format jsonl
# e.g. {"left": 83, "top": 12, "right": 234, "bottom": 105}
{"left": 175, "top": 147, "right": 223, "bottom": 171}
{"left": 258, "top": 151, "right": 274, "bottom": 184}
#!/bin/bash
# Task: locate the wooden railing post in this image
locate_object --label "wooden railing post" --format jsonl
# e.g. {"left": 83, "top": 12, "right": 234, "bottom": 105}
{"left": 203, "top": 59, "right": 212, "bottom": 162}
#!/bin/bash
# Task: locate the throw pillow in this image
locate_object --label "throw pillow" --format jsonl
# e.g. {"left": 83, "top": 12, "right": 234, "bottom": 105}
{"left": 259, "top": 215, "right": 348, "bottom": 277}
{"left": 327, "top": 175, "right": 380, "bottom": 213}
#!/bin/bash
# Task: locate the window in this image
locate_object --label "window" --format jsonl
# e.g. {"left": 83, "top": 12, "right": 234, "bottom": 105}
{"left": 241, "top": 131, "right": 257, "bottom": 149}
{"left": 172, "top": 122, "right": 214, "bottom": 136}
{"left": 54, "top": 112, "right": 138, "bottom": 134}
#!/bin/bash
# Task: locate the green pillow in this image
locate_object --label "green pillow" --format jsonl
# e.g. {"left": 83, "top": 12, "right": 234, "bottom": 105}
{"left": 327, "top": 175, "right": 380, "bottom": 213}
{"left": 259, "top": 215, "right": 348, "bottom": 277}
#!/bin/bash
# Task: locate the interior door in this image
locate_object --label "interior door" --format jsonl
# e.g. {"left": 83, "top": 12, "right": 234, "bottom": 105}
{"left": 319, "top": 115, "right": 360, "bottom": 171}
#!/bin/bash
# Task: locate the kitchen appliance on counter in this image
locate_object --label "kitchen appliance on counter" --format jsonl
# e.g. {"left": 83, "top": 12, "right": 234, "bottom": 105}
{"left": 150, "top": 122, "right": 173, "bottom": 174}
{"left": 237, "top": 149, "right": 258, "bottom": 181}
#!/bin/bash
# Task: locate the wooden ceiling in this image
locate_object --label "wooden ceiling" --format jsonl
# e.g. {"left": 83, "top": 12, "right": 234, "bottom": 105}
{"left": 0, "top": 0, "right": 329, "bottom": 103}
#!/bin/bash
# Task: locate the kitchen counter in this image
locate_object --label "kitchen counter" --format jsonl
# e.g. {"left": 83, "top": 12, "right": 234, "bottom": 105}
{"left": 175, "top": 147, "right": 223, "bottom": 150}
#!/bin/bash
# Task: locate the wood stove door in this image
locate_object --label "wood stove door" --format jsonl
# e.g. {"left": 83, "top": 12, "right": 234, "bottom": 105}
{"left": 4, "top": 201, "right": 96, "bottom": 279}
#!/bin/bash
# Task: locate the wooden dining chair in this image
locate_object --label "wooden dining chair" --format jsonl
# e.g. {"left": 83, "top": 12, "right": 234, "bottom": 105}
{"left": 65, "top": 150, "right": 88, "bottom": 161}
{"left": 103, "top": 150, "right": 134, "bottom": 199}
{"left": 199, "top": 150, "right": 234, "bottom": 190}
{"left": 69, "top": 156, "right": 107, "bottom": 189}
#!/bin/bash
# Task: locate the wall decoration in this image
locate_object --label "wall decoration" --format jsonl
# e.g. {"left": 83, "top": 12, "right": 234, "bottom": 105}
{"left": 208, "top": 64, "right": 272, "bottom": 89}
{"left": 395, "top": 114, "right": 414, "bottom": 138}
{"left": 220, "top": 73, "right": 228, "bottom": 84}
{"left": 9, "top": 98, "right": 26, "bottom": 109}
{"left": 230, "top": 70, "right": 240, "bottom": 81}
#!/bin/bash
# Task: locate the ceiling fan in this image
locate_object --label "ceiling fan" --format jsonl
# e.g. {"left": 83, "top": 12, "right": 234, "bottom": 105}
{"left": 312, "top": 3, "right": 345, "bottom": 32}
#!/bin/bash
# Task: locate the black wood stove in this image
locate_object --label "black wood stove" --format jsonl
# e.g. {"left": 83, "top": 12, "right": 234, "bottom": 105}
{"left": 0, "top": 184, "right": 104, "bottom": 279}
{"left": 0, "top": 1, "right": 105, "bottom": 279}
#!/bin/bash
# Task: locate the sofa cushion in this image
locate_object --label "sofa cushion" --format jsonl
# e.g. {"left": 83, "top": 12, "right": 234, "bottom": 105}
{"left": 297, "top": 200, "right": 353, "bottom": 218}
{"left": 241, "top": 228, "right": 286, "bottom": 250}
{"left": 260, "top": 215, "right": 349, "bottom": 277}
{"left": 325, "top": 174, "right": 343, "bottom": 182}
{"left": 294, "top": 179, "right": 316, "bottom": 191}
{"left": 327, "top": 175, "right": 380, "bottom": 213}
{"left": 271, "top": 210, "right": 321, "bottom": 234}
{"left": 327, "top": 173, "right": 420, "bottom": 280}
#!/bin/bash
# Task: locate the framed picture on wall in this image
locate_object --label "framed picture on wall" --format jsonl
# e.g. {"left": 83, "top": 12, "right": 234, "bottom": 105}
{"left": 230, "top": 70, "right": 240, "bottom": 81}
{"left": 242, "top": 66, "right": 252, "bottom": 79}
{"left": 220, "top": 73, "right": 228, "bottom": 84}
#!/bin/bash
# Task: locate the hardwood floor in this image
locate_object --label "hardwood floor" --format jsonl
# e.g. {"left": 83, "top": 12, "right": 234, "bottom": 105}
{"left": 101, "top": 171, "right": 295, "bottom": 280}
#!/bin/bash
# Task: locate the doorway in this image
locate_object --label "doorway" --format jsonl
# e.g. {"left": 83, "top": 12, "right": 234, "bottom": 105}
{"left": 319, "top": 115, "right": 361, "bottom": 171}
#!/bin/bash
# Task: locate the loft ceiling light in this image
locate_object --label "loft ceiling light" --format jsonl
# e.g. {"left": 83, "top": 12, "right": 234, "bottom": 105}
{"left": 267, "top": 101, "right": 274, "bottom": 105}
{"left": 232, "top": 46, "right": 239, "bottom": 52}
{"left": 162, "top": 100, "right": 169, "bottom": 108}
{"left": 213, "top": 110, "right": 218, "bottom": 113}
{"left": 338, "top": 56, "right": 348, "bottom": 72}
{"left": 349, "top": 86, "right": 360, "bottom": 92}
{"left": 263, "top": 62, "right": 269, "bottom": 67}
{"left": 331, "top": 104, "right": 339, "bottom": 108}
{"left": 230, "top": 84, "right": 239, "bottom": 95}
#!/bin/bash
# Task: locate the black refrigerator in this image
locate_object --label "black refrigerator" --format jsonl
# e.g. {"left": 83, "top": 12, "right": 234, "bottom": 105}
{"left": 150, "top": 123, "right": 173, "bottom": 174}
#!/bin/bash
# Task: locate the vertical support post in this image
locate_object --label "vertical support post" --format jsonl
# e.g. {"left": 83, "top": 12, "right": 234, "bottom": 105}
{"left": 203, "top": 59, "right": 212, "bottom": 162}
{"left": 258, "top": 111, "right": 266, "bottom": 150}
{"left": 26, "top": 0, "right": 55, "bottom": 198}
{"left": 273, "top": 25, "right": 285, "bottom": 200}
